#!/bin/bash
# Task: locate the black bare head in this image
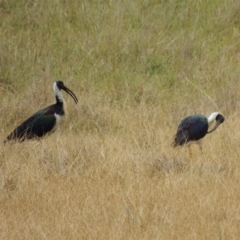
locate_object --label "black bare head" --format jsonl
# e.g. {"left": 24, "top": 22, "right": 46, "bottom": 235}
{"left": 207, "top": 113, "right": 225, "bottom": 134}
{"left": 216, "top": 114, "right": 225, "bottom": 124}
{"left": 55, "top": 80, "right": 78, "bottom": 104}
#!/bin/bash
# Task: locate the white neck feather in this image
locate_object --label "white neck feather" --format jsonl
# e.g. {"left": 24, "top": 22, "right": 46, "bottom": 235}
{"left": 207, "top": 112, "right": 219, "bottom": 124}
{"left": 53, "top": 82, "right": 63, "bottom": 102}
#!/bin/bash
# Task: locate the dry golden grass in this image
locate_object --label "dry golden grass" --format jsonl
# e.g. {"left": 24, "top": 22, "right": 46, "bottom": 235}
{"left": 1, "top": 0, "right": 240, "bottom": 239}
{"left": 1, "top": 90, "right": 240, "bottom": 239}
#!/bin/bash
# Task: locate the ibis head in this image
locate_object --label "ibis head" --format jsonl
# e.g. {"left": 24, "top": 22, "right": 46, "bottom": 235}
{"left": 206, "top": 112, "right": 225, "bottom": 133}
{"left": 54, "top": 80, "right": 78, "bottom": 104}
{"left": 173, "top": 112, "right": 225, "bottom": 147}
{"left": 4, "top": 81, "right": 78, "bottom": 143}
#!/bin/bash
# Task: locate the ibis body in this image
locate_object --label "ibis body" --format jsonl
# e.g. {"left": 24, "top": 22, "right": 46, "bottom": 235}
{"left": 5, "top": 80, "right": 78, "bottom": 142}
{"left": 173, "top": 112, "right": 225, "bottom": 147}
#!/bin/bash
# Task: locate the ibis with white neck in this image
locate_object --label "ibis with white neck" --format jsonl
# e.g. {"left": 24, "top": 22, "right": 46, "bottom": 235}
{"left": 5, "top": 80, "right": 78, "bottom": 142}
{"left": 173, "top": 112, "right": 225, "bottom": 149}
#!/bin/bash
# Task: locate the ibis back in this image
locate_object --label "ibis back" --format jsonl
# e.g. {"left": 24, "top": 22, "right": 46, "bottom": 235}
{"left": 6, "top": 104, "right": 63, "bottom": 142}
{"left": 174, "top": 114, "right": 208, "bottom": 146}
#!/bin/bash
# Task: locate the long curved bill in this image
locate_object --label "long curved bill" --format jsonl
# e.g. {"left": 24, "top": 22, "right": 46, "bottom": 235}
{"left": 207, "top": 114, "right": 225, "bottom": 134}
{"left": 62, "top": 86, "right": 78, "bottom": 104}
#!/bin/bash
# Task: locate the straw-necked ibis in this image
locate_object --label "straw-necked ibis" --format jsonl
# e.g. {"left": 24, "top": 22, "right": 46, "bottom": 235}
{"left": 5, "top": 80, "right": 78, "bottom": 142}
{"left": 173, "top": 112, "right": 225, "bottom": 150}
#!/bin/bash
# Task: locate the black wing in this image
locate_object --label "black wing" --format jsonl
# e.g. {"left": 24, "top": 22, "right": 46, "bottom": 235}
{"left": 5, "top": 105, "right": 57, "bottom": 142}
{"left": 174, "top": 115, "right": 208, "bottom": 146}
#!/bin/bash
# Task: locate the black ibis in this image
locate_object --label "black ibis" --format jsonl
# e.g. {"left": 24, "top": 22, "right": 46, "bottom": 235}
{"left": 4, "top": 80, "right": 78, "bottom": 142}
{"left": 173, "top": 112, "right": 225, "bottom": 151}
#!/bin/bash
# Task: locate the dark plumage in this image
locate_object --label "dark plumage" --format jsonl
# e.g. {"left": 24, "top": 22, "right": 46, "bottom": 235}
{"left": 173, "top": 112, "right": 225, "bottom": 147}
{"left": 5, "top": 80, "right": 78, "bottom": 142}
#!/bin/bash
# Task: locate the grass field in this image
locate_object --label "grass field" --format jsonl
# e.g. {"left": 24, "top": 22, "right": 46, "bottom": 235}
{"left": 1, "top": 0, "right": 240, "bottom": 239}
